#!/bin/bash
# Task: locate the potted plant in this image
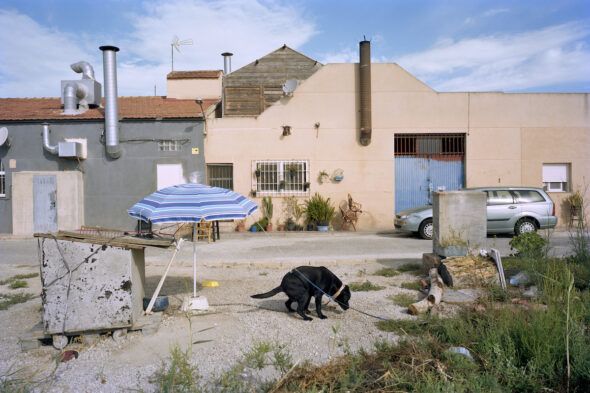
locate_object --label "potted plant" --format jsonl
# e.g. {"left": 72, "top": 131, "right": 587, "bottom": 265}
{"left": 565, "top": 190, "right": 584, "bottom": 214}
{"left": 318, "top": 170, "right": 329, "bottom": 184}
{"left": 303, "top": 181, "right": 311, "bottom": 191}
{"left": 303, "top": 193, "right": 336, "bottom": 232}
{"left": 262, "top": 196, "right": 274, "bottom": 231}
{"left": 286, "top": 163, "right": 298, "bottom": 180}
{"left": 250, "top": 189, "right": 257, "bottom": 197}
{"left": 254, "top": 168, "right": 261, "bottom": 178}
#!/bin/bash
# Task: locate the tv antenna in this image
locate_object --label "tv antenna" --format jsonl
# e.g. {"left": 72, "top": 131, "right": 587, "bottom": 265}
{"left": 170, "top": 35, "right": 193, "bottom": 71}
{"left": 282, "top": 79, "right": 298, "bottom": 96}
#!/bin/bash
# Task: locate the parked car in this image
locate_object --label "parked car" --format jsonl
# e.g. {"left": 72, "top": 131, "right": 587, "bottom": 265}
{"left": 394, "top": 187, "right": 557, "bottom": 240}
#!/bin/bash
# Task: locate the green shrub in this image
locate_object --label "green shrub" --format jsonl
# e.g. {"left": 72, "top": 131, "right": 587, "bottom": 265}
{"left": 509, "top": 232, "right": 549, "bottom": 259}
{"left": 400, "top": 281, "right": 422, "bottom": 291}
{"left": 303, "top": 193, "right": 336, "bottom": 226}
{"left": 388, "top": 293, "right": 416, "bottom": 307}
{"left": 151, "top": 345, "right": 201, "bottom": 393}
{"left": 397, "top": 262, "right": 422, "bottom": 273}
{"left": 8, "top": 280, "right": 28, "bottom": 289}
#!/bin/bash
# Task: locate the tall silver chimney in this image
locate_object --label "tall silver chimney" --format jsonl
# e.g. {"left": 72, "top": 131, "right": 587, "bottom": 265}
{"left": 99, "top": 45, "right": 122, "bottom": 159}
{"left": 221, "top": 52, "right": 233, "bottom": 74}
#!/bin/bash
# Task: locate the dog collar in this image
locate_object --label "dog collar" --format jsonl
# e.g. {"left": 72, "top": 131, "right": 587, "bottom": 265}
{"left": 332, "top": 284, "right": 346, "bottom": 299}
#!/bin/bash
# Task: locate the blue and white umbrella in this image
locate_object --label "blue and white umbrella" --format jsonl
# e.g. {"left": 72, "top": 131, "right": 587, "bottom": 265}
{"left": 128, "top": 183, "right": 258, "bottom": 311}
{"left": 128, "top": 183, "right": 258, "bottom": 224}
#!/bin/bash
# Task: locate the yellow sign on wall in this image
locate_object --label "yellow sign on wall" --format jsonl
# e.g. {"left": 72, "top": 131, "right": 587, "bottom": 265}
{"left": 191, "top": 147, "right": 199, "bottom": 155}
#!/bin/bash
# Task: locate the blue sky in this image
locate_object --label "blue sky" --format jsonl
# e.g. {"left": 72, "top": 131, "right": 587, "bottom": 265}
{"left": 1, "top": 0, "right": 589, "bottom": 97}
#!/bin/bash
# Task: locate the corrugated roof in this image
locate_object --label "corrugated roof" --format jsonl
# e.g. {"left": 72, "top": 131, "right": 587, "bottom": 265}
{"left": 167, "top": 70, "right": 223, "bottom": 80}
{"left": 0, "top": 97, "right": 219, "bottom": 121}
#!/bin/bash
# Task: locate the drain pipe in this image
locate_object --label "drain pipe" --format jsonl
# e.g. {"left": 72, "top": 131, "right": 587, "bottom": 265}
{"left": 41, "top": 123, "right": 58, "bottom": 155}
{"left": 70, "top": 61, "right": 95, "bottom": 80}
{"left": 359, "top": 39, "right": 372, "bottom": 146}
{"left": 100, "top": 45, "right": 122, "bottom": 159}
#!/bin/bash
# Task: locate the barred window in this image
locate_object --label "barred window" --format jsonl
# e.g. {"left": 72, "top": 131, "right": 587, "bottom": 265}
{"left": 158, "top": 140, "right": 183, "bottom": 151}
{"left": 253, "top": 160, "right": 310, "bottom": 196}
{"left": 0, "top": 160, "right": 5, "bottom": 197}
{"left": 207, "top": 164, "right": 233, "bottom": 190}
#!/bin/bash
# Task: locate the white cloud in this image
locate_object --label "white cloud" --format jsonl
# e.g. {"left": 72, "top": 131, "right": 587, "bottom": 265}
{"left": 395, "top": 22, "right": 590, "bottom": 91}
{"left": 0, "top": 1, "right": 317, "bottom": 97}
{"left": 482, "top": 8, "right": 509, "bottom": 18}
{"left": 320, "top": 47, "right": 357, "bottom": 63}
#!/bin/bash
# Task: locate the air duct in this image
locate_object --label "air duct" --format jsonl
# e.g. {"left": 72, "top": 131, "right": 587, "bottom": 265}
{"left": 42, "top": 123, "right": 58, "bottom": 155}
{"left": 70, "top": 61, "right": 95, "bottom": 80}
{"left": 221, "top": 52, "right": 233, "bottom": 74}
{"left": 63, "top": 82, "right": 88, "bottom": 115}
{"left": 100, "top": 45, "right": 121, "bottom": 159}
{"left": 359, "top": 39, "right": 372, "bottom": 146}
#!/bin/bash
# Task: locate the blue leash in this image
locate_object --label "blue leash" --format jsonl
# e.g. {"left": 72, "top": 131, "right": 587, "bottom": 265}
{"left": 292, "top": 268, "right": 392, "bottom": 322}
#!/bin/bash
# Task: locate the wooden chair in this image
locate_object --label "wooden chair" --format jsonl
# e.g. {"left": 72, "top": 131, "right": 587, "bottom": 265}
{"left": 196, "top": 220, "right": 213, "bottom": 243}
{"left": 340, "top": 194, "right": 363, "bottom": 231}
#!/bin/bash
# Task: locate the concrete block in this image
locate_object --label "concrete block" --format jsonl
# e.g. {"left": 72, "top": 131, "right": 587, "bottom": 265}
{"left": 433, "top": 191, "right": 486, "bottom": 257}
{"left": 39, "top": 238, "right": 145, "bottom": 335}
{"left": 422, "top": 253, "right": 441, "bottom": 273}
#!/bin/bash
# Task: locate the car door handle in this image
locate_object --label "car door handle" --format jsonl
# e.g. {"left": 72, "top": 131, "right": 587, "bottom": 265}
{"left": 508, "top": 205, "right": 517, "bottom": 209}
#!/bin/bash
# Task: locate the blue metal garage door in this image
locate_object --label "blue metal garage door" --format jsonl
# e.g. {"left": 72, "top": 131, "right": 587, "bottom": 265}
{"left": 394, "top": 134, "right": 465, "bottom": 213}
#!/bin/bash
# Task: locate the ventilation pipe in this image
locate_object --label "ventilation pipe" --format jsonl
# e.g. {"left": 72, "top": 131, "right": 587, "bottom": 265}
{"left": 359, "top": 39, "right": 372, "bottom": 146}
{"left": 63, "top": 82, "right": 88, "bottom": 115}
{"left": 100, "top": 45, "right": 121, "bottom": 159}
{"left": 42, "top": 123, "right": 58, "bottom": 155}
{"left": 221, "top": 52, "right": 233, "bottom": 74}
{"left": 70, "top": 61, "right": 95, "bottom": 80}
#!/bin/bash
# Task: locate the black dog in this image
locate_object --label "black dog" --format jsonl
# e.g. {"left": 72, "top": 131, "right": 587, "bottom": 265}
{"left": 251, "top": 266, "right": 351, "bottom": 321}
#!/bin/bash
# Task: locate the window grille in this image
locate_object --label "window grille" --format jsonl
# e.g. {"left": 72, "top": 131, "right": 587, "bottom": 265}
{"left": 395, "top": 134, "right": 465, "bottom": 156}
{"left": 158, "top": 140, "right": 183, "bottom": 152}
{"left": 207, "top": 164, "right": 234, "bottom": 190}
{"left": 253, "top": 160, "right": 310, "bottom": 196}
{"left": 0, "top": 160, "right": 5, "bottom": 197}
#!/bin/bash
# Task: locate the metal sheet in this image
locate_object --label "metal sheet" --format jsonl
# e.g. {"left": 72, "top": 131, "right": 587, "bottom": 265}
{"left": 33, "top": 175, "right": 57, "bottom": 233}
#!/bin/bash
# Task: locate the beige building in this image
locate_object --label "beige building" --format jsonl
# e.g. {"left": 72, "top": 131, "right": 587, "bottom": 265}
{"left": 168, "top": 45, "right": 590, "bottom": 231}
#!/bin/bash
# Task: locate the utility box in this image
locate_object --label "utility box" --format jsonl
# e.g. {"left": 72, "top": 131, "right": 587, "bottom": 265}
{"left": 433, "top": 191, "right": 486, "bottom": 257}
{"left": 58, "top": 141, "right": 83, "bottom": 159}
{"left": 38, "top": 237, "right": 145, "bottom": 334}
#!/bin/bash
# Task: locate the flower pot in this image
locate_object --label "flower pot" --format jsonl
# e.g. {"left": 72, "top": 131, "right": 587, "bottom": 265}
{"left": 249, "top": 225, "right": 258, "bottom": 232}
{"left": 266, "top": 223, "right": 273, "bottom": 232}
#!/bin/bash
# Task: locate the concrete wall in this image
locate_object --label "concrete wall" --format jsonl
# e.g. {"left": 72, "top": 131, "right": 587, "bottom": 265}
{"left": 167, "top": 78, "right": 222, "bottom": 99}
{"left": 12, "top": 171, "right": 84, "bottom": 235}
{"left": 0, "top": 119, "right": 205, "bottom": 234}
{"left": 205, "top": 63, "right": 590, "bottom": 230}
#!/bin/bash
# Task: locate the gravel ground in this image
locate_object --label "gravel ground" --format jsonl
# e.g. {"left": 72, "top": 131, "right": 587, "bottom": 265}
{"left": 0, "top": 259, "right": 423, "bottom": 392}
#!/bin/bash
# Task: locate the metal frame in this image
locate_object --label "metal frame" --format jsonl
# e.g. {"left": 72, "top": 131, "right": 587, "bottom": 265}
{"left": 252, "top": 159, "right": 310, "bottom": 196}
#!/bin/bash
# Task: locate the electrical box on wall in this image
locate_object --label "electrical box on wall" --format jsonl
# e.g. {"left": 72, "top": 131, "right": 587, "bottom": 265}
{"left": 65, "top": 138, "right": 87, "bottom": 159}
{"left": 58, "top": 141, "right": 83, "bottom": 159}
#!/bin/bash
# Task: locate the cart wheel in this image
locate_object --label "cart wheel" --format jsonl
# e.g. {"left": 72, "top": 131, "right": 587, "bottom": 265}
{"left": 112, "top": 328, "right": 128, "bottom": 343}
{"left": 52, "top": 334, "right": 68, "bottom": 350}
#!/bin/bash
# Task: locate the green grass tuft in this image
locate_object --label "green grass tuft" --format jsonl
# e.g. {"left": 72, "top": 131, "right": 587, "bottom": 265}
{"left": 0, "top": 293, "right": 35, "bottom": 310}
{"left": 397, "top": 262, "right": 422, "bottom": 273}
{"left": 388, "top": 293, "right": 417, "bottom": 307}
{"left": 151, "top": 345, "right": 200, "bottom": 393}
{"left": 373, "top": 267, "right": 400, "bottom": 277}
{"left": 0, "top": 273, "right": 38, "bottom": 286}
{"left": 8, "top": 280, "right": 28, "bottom": 289}
{"left": 400, "top": 281, "right": 422, "bottom": 291}
{"left": 349, "top": 281, "right": 385, "bottom": 292}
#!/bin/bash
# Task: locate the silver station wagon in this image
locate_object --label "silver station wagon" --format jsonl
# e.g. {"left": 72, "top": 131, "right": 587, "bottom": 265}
{"left": 394, "top": 187, "right": 558, "bottom": 240}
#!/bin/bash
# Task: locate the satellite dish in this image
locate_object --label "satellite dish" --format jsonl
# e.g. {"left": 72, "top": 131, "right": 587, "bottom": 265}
{"left": 282, "top": 79, "right": 298, "bottom": 96}
{"left": 0, "top": 127, "right": 9, "bottom": 147}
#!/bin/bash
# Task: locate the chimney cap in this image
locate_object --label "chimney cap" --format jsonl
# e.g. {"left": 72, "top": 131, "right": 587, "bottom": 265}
{"left": 100, "top": 45, "right": 120, "bottom": 52}
{"left": 221, "top": 52, "right": 233, "bottom": 57}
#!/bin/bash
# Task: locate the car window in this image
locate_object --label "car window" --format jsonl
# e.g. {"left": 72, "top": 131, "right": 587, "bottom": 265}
{"left": 512, "top": 190, "right": 546, "bottom": 203}
{"left": 485, "top": 190, "right": 514, "bottom": 205}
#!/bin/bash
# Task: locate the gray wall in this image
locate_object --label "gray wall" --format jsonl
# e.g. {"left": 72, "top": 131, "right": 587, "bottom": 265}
{"left": 0, "top": 119, "right": 205, "bottom": 233}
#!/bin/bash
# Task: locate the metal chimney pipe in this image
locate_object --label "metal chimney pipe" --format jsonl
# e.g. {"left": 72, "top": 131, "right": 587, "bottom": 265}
{"left": 221, "top": 52, "right": 233, "bottom": 74}
{"left": 41, "top": 123, "right": 58, "bottom": 155}
{"left": 99, "top": 45, "right": 121, "bottom": 159}
{"left": 70, "top": 61, "right": 95, "bottom": 80}
{"left": 359, "top": 40, "right": 372, "bottom": 146}
{"left": 63, "top": 82, "right": 88, "bottom": 115}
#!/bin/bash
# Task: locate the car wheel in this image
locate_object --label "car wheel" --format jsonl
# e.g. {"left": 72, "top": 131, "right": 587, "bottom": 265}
{"left": 515, "top": 218, "right": 537, "bottom": 236}
{"left": 418, "top": 218, "right": 433, "bottom": 240}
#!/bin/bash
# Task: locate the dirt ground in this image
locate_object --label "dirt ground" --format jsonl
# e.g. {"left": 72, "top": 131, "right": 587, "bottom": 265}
{"left": 0, "top": 258, "right": 422, "bottom": 392}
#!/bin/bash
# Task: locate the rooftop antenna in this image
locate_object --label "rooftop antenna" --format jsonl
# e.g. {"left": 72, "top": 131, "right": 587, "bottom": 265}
{"left": 171, "top": 35, "right": 193, "bottom": 71}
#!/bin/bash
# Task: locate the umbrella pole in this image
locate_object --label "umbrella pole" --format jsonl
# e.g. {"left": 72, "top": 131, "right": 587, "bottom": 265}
{"left": 193, "top": 223, "right": 197, "bottom": 298}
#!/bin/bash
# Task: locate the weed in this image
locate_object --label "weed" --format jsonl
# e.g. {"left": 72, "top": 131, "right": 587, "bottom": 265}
{"left": 400, "top": 281, "right": 422, "bottom": 291}
{"left": 509, "top": 232, "right": 549, "bottom": 259}
{"left": 151, "top": 345, "right": 201, "bottom": 393}
{"left": 0, "top": 273, "right": 38, "bottom": 287}
{"left": 388, "top": 293, "right": 416, "bottom": 307}
{"left": 0, "top": 293, "right": 34, "bottom": 310}
{"left": 348, "top": 281, "right": 384, "bottom": 292}
{"left": 8, "top": 280, "right": 28, "bottom": 289}
{"left": 397, "top": 262, "right": 422, "bottom": 273}
{"left": 373, "top": 267, "right": 400, "bottom": 277}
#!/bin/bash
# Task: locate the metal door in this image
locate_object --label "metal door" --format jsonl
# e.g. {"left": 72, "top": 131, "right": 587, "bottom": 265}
{"left": 394, "top": 134, "right": 465, "bottom": 213}
{"left": 33, "top": 175, "right": 57, "bottom": 232}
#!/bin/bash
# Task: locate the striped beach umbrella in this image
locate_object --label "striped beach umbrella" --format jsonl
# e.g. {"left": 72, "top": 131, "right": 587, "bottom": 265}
{"left": 128, "top": 183, "right": 258, "bottom": 223}
{"left": 128, "top": 183, "right": 258, "bottom": 310}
